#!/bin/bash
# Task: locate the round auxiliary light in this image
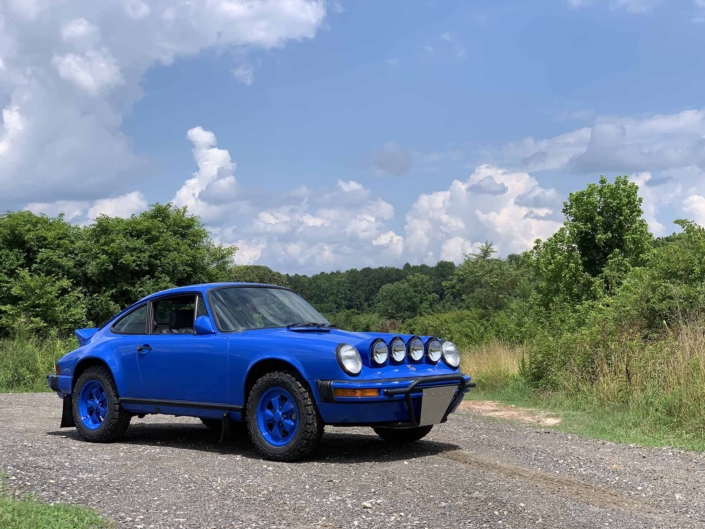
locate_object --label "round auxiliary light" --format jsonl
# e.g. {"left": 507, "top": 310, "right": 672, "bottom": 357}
{"left": 336, "top": 344, "right": 362, "bottom": 376}
{"left": 371, "top": 340, "right": 389, "bottom": 365}
{"left": 409, "top": 337, "right": 424, "bottom": 361}
{"left": 390, "top": 338, "right": 407, "bottom": 362}
{"left": 427, "top": 339, "right": 442, "bottom": 363}
{"left": 442, "top": 341, "right": 461, "bottom": 368}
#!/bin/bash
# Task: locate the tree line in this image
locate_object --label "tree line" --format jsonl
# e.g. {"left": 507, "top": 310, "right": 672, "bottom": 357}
{"left": 3, "top": 175, "right": 705, "bottom": 393}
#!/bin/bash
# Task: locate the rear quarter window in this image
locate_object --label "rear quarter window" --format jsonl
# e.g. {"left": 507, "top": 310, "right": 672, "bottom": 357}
{"left": 112, "top": 304, "right": 148, "bottom": 334}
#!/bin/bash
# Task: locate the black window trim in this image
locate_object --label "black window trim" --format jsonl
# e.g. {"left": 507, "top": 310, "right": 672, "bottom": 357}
{"left": 206, "top": 284, "right": 322, "bottom": 334}
{"left": 147, "top": 292, "right": 202, "bottom": 336}
{"left": 111, "top": 303, "right": 150, "bottom": 335}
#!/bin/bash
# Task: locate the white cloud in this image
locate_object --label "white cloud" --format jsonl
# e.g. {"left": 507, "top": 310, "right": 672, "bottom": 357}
{"left": 172, "top": 126, "right": 240, "bottom": 224}
{"left": 24, "top": 191, "right": 147, "bottom": 223}
{"left": 683, "top": 195, "right": 705, "bottom": 226}
{"left": 403, "top": 165, "right": 562, "bottom": 264}
{"left": 86, "top": 191, "right": 147, "bottom": 219}
{"left": 502, "top": 109, "right": 705, "bottom": 174}
{"left": 53, "top": 49, "right": 124, "bottom": 95}
{"left": 0, "top": 0, "right": 327, "bottom": 207}
{"left": 232, "top": 63, "right": 255, "bottom": 86}
{"left": 170, "top": 127, "right": 402, "bottom": 273}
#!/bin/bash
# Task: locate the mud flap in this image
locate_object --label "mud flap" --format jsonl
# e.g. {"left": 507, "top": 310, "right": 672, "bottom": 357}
{"left": 60, "top": 396, "right": 75, "bottom": 428}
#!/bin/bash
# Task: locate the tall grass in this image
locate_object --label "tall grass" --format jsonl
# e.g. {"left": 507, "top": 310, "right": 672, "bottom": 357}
{"left": 571, "top": 320, "right": 705, "bottom": 435}
{"left": 0, "top": 329, "right": 76, "bottom": 393}
{"left": 460, "top": 341, "right": 524, "bottom": 390}
{"left": 460, "top": 322, "right": 705, "bottom": 450}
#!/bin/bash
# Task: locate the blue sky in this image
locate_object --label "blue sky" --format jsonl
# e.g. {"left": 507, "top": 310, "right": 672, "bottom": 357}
{"left": 2, "top": 0, "right": 705, "bottom": 273}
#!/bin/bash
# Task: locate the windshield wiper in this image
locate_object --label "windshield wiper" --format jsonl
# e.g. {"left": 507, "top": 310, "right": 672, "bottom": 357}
{"left": 285, "top": 322, "right": 337, "bottom": 329}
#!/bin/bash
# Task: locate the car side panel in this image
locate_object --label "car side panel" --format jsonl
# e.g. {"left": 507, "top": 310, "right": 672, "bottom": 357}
{"left": 65, "top": 335, "right": 145, "bottom": 398}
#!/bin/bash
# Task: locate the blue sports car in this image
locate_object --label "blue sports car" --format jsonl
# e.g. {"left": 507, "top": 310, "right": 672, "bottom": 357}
{"left": 48, "top": 283, "right": 473, "bottom": 461}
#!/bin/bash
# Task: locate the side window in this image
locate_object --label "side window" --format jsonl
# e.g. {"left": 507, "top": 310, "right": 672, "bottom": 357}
{"left": 151, "top": 295, "right": 196, "bottom": 334}
{"left": 196, "top": 294, "right": 209, "bottom": 318}
{"left": 112, "top": 305, "right": 148, "bottom": 335}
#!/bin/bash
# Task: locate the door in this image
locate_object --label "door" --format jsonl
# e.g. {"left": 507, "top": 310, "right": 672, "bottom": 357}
{"left": 136, "top": 294, "right": 229, "bottom": 404}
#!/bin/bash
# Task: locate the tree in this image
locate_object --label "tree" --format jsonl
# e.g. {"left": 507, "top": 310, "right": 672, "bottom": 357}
{"left": 78, "top": 204, "right": 235, "bottom": 324}
{"left": 531, "top": 176, "right": 653, "bottom": 307}
{"left": 228, "top": 265, "right": 289, "bottom": 287}
{"left": 375, "top": 273, "right": 438, "bottom": 321}
{"left": 444, "top": 242, "right": 532, "bottom": 313}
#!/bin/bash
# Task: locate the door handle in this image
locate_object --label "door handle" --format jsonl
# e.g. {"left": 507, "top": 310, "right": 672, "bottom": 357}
{"left": 137, "top": 344, "right": 152, "bottom": 353}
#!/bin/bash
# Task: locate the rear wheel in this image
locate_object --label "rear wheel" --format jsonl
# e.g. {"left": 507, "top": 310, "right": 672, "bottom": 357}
{"left": 246, "top": 371, "right": 323, "bottom": 462}
{"left": 373, "top": 425, "right": 433, "bottom": 443}
{"left": 72, "top": 366, "right": 131, "bottom": 442}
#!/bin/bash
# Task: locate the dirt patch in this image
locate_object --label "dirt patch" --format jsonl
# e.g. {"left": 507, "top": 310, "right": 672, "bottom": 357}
{"left": 459, "top": 400, "right": 562, "bottom": 426}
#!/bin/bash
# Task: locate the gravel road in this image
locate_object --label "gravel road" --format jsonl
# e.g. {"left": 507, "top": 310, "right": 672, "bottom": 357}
{"left": 2, "top": 393, "right": 704, "bottom": 529}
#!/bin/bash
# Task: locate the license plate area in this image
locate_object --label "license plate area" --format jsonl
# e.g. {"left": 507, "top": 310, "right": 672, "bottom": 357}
{"left": 418, "top": 386, "right": 456, "bottom": 426}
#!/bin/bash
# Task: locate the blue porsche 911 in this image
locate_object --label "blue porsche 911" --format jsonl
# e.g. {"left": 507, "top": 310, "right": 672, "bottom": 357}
{"left": 47, "top": 283, "right": 474, "bottom": 461}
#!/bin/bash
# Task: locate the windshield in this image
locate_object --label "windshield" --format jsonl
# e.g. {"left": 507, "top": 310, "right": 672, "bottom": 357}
{"left": 209, "top": 287, "right": 330, "bottom": 332}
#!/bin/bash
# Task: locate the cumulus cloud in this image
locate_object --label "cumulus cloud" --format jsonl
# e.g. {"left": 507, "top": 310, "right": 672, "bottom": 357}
{"left": 683, "top": 195, "right": 705, "bottom": 226}
{"left": 24, "top": 190, "right": 148, "bottom": 223}
{"left": 175, "top": 127, "right": 403, "bottom": 273}
{"left": 369, "top": 142, "right": 413, "bottom": 176}
{"left": 403, "top": 165, "right": 562, "bottom": 263}
{"left": 501, "top": 108, "right": 705, "bottom": 232}
{"left": 0, "top": 0, "right": 327, "bottom": 208}
{"left": 503, "top": 109, "right": 705, "bottom": 174}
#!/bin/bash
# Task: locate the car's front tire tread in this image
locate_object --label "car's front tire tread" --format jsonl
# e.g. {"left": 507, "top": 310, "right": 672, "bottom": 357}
{"left": 72, "top": 366, "right": 131, "bottom": 443}
{"left": 246, "top": 371, "right": 323, "bottom": 462}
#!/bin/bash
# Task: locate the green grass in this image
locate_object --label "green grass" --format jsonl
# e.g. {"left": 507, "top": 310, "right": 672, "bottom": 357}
{"left": 467, "top": 379, "right": 705, "bottom": 452}
{"left": 0, "top": 477, "right": 109, "bottom": 529}
{"left": 0, "top": 334, "right": 76, "bottom": 393}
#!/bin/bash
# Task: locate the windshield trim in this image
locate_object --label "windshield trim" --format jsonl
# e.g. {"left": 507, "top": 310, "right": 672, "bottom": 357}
{"left": 206, "top": 284, "right": 321, "bottom": 334}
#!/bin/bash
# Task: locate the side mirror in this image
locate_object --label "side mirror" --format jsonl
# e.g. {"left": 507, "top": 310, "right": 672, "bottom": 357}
{"left": 194, "top": 315, "right": 216, "bottom": 335}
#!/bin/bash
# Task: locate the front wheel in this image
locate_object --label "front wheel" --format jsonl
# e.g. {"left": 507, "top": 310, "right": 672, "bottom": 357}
{"left": 246, "top": 371, "right": 323, "bottom": 462}
{"left": 72, "top": 366, "right": 131, "bottom": 442}
{"left": 373, "top": 425, "right": 433, "bottom": 443}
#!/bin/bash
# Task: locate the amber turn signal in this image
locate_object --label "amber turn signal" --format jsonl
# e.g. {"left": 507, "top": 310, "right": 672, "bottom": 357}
{"left": 334, "top": 388, "right": 379, "bottom": 398}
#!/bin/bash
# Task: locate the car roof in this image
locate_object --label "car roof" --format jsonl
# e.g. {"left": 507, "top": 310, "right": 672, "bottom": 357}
{"left": 139, "top": 282, "right": 287, "bottom": 302}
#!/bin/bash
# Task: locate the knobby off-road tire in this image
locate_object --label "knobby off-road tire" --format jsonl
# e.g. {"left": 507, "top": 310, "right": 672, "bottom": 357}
{"left": 373, "top": 425, "right": 433, "bottom": 443}
{"left": 72, "top": 366, "right": 131, "bottom": 442}
{"left": 246, "top": 371, "right": 323, "bottom": 462}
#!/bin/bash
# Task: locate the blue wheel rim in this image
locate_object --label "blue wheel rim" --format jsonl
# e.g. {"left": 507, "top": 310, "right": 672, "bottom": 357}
{"left": 256, "top": 387, "right": 299, "bottom": 447}
{"left": 78, "top": 380, "right": 108, "bottom": 430}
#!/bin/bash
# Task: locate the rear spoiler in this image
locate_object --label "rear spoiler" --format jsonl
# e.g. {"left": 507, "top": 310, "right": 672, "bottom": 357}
{"left": 75, "top": 328, "right": 99, "bottom": 346}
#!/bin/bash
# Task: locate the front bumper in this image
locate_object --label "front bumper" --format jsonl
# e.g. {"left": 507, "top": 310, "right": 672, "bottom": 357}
{"left": 315, "top": 373, "right": 475, "bottom": 427}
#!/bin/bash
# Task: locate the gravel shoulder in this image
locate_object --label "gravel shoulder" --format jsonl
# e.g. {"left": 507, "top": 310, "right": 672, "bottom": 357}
{"left": 2, "top": 393, "right": 704, "bottom": 529}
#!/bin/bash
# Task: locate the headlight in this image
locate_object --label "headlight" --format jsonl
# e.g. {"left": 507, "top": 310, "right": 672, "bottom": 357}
{"left": 336, "top": 344, "right": 362, "bottom": 375}
{"left": 409, "top": 337, "right": 424, "bottom": 361}
{"left": 427, "top": 339, "right": 442, "bottom": 363}
{"left": 441, "top": 341, "right": 460, "bottom": 368}
{"left": 390, "top": 338, "right": 406, "bottom": 362}
{"left": 371, "top": 339, "right": 389, "bottom": 364}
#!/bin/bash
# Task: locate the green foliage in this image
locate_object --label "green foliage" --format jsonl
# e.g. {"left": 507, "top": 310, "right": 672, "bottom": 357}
{"left": 0, "top": 330, "right": 76, "bottom": 392}
{"left": 0, "top": 487, "right": 109, "bottom": 529}
{"left": 375, "top": 273, "right": 438, "bottom": 321}
{"left": 227, "top": 265, "right": 289, "bottom": 287}
{"left": 444, "top": 242, "right": 533, "bottom": 313}
{"left": 530, "top": 175, "right": 652, "bottom": 308}
{"left": 80, "top": 204, "right": 235, "bottom": 324}
{"left": 0, "top": 204, "right": 235, "bottom": 335}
